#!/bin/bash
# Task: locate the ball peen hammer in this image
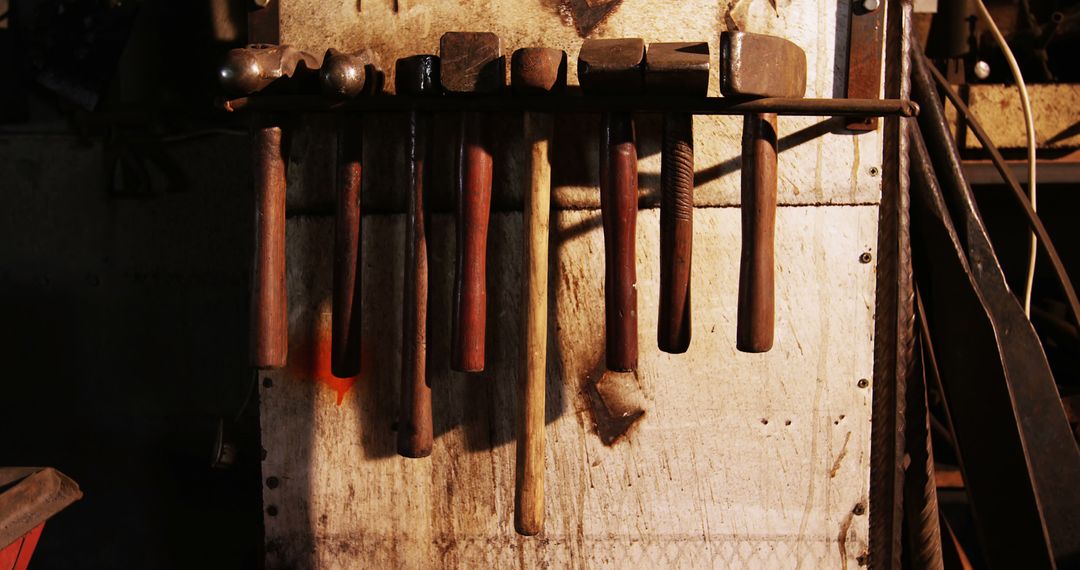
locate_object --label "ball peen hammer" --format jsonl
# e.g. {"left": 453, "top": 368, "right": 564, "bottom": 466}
{"left": 220, "top": 44, "right": 319, "bottom": 369}
{"left": 395, "top": 54, "right": 441, "bottom": 458}
{"left": 644, "top": 42, "right": 709, "bottom": 355}
{"left": 320, "top": 49, "right": 383, "bottom": 379}
{"left": 440, "top": 32, "right": 505, "bottom": 373}
{"left": 510, "top": 47, "right": 567, "bottom": 536}
{"left": 578, "top": 38, "right": 645, "bottom": 372}
{"left": 719, "top": 32, "right": 806, "bottom": 353}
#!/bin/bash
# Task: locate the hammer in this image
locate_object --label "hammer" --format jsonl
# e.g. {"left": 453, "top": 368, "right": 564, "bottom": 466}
{"left": 395, "top": 54, "right": 441, "bottom": 458}
{"left": 321, "top": 49, "right": 383, "bottom": 379}
{"left": 579, "top": 38, "right": 644, "bottom": 372}
{"left": 440, "top": 32, "right": 505, "bottom": 373}
{"left": 720, "top": 32, "right": 806, "bottom": 353}
{"left": 644, "top": 42, "right": 709, "bottom": 354}
{"left": 510, "top": 47, "right": 567, "bottom": 536}
{"left": 220, "top": 44, "right": 319, "bottom": 369}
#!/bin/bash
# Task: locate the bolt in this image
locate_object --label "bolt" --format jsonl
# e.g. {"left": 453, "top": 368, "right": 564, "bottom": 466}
{"left": 862, "top": 0, "right": 880, "bottom": 11}
{"left": 868, "top": 166, "right": 880, "bottom": 177}
{"left": 859, "top": 252, "right": 873, "bottom": 264}
{"left": 857, "top": 378, "right": 869, "bottom": 389}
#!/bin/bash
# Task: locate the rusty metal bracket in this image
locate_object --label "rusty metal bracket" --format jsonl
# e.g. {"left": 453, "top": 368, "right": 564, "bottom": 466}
{"left": 846, "top": 0, "right": 887, "bottom": 131}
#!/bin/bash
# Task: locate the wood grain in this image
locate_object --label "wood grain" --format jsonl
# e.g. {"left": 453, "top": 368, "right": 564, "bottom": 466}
{"left": 515, "top": 112, "right": 552, "bottom": 536}
{"left": 737, "top": 112, "right": 778, "bottom": 353}
{"left": 399, "top": 111, "right": 433, "bottom": 458}
{"left": 657, "top": 112, "right": 694, "bottom": 354}
{"left": 451, "top": 111, "right": 493, "bottom": 372}
{"left": 599, "top": 112, "right": 639, "bottom": 372}
{"left": 249, "top": 121, "right": 288, "bottom": 369}
{"left": 331, "top": 116, "right": 363, "bottom": 378}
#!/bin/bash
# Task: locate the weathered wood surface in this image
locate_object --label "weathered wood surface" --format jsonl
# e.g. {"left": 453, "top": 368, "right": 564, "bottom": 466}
{"left": 262, "top": 206, "right": 877, "bottom": 568}
{"left": 260, "top": 0, "right": 888, "bottom": 567}
{"left": 952, "top": 83, "right": 1080, "bottom": 150}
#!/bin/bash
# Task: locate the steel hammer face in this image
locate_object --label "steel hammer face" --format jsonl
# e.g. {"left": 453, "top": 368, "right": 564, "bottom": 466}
{"left": 720, "top": 31, "right": 807, "bottom": 354}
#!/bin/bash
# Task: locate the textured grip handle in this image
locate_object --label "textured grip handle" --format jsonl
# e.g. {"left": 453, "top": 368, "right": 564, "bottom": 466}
{"left": 451, "top": 111, "right": 493, "bottom": 372}
{"left": 249, "top": 122, "right": 288, "bottom": 369}
{"left": 600, "top": 112, "right": 638, "bottom": 372}
{"left": 658, "top": 112, "right": 694, "bottom": 354}
{"left": 737, "top": 112, "right": 778, "bottom": 353}
{"left": 516, "top": 112, "right": 552, "bottom": 536}
{"left": 399, "top": 111, "right": 434, "bottom": 458}
{"left": 331, "top": 116, "right": 363, "bottom": 378}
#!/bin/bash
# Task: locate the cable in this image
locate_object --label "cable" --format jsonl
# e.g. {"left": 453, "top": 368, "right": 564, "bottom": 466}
{"left": 972, "top": 0, "right": 1038, "bottom": 317}
{"left": 923, "top": 54, "right": 1080, "bottom": 328}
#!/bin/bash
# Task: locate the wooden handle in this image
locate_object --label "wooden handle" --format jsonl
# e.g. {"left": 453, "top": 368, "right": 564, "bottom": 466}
{"left": 331, "top": 115, "right": 363, "bottom": 378}
{"left": 599, "top": 112, "right": 638, "bottom": 372}
{"left": 737, "top": 112, "right": 778, "bottom": 353}
{"left": 658, "top": 112, "right": 694, "bottom": 354}
{"left": 249, "top": 121, "right": 288, "bottom": 369}
{"left": 515, "top": 112, "right": 551, "bottom": 536}
{"left": 399, "top": 111, "right": 434, "bottom": 458}
{"left": 451, "top": 111, "right": 493, "bottom": 372}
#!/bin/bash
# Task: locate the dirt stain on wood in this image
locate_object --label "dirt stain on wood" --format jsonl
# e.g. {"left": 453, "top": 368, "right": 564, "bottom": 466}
{"left": 829, "top": 431, "right": 853, "bottom": 478}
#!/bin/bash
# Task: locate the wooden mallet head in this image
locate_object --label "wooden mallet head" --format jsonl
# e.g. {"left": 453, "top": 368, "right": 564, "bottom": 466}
{"left": 644, "top": 42, "right": 710, "bottom": 96}
{"left": 219, "top": 44, "right": 319, "bottom": 97}
{"left": 577, "top": 38, "right": 645, "bottom": 95}
{"left": 511, "top": 48, "right": 568, "bottom": 95}
{"left": 719, "top": 32, "right": 806, "bottom": 99}
{"left": 439, "top": 32, "right": 505, "bottom": 94}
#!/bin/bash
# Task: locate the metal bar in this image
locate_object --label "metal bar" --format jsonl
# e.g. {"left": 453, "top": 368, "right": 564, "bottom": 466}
{"left": 222, "top": 95, "right": 918, "bottom": 117}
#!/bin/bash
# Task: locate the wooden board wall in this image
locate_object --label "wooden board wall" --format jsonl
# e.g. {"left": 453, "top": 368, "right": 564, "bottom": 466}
{"left": 260, "top": 0, "right": 890, "bottom": 567}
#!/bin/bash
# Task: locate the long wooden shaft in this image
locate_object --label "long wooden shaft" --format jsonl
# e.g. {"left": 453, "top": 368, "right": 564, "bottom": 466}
{"left": 451, "top": 110, "right": 493, "bottom": 372}
{"left": 658, "top": 112, "right": 694, "bottom": 354}
{"left": 515, "top": 111, "right": 551, "bottom": 536}
{"left": 736, "top": 112, "right": 778, "bottom": 353}
{"left": 331, "top": 115, "right": 363, "bottom": 377}
{"left": 249, "top": 120, "right": 288, "bottom": 369}
{"left": 599, "top": 112, "right": 638, "bottom": 372}
{"left": 399, "top": 111, "right": 434, "bottom": 458}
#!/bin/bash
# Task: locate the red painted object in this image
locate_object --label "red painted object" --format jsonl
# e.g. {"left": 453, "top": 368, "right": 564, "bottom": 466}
{"left": 0, "top": 522, "right": 44, "bottom": 570}
{"left": 0, "top": 468, "right": 82, "bottom": 570}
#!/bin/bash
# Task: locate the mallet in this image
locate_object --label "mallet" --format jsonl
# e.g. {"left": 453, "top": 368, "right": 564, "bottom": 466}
{"left": 395, "top": 54, "right": 441, "bottom": 458}
{"left": 644, "top": 42, "right": 709, "bottom": 354}
{"left": 578, "top": 38, "right": 645, "bottom": 372}
{"left": 510, "top": 47, "right": 567, "bottom": 536}
{"left": 720, "top": 31, "right": 806, "bottom": 353}
{"left": 220, "top": 44, "right": 319, "bottom": 369}
{"left": 440, "top": 32, "right": 505, "bottom": 372}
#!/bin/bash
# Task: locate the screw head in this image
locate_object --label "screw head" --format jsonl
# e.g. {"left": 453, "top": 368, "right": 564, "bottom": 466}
{"left": 868, "top": 166, "right": 880, "bottom": 177}
{"left": 862, "top": 0, "right": 880, "bottom": 11}
{"left": 857, "top": 378, "right": 870, "bottom": 389}
{"left": 253, "top": 0, "right": 270, "bottom": 7}
{"left": 853, "top": 503, "right": 866, "bottom": 516}
{"left": 974, "top": 60, "right": 991, "bottom": 80}
{"left": 859, "top": 252, "right": 873, "bottom": 264}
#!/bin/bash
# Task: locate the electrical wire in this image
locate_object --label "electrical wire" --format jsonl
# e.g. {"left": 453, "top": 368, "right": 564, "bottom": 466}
{"left": 972, "top": 0, "right": 1038, "bottom": 317}
{"left": 923, "top": 54, "right": 1080, "bottom": 328}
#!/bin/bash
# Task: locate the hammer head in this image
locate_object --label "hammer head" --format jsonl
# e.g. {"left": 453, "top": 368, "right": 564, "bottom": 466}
{"left": 395, "top": 55, "right": 442, "bottom": 97}
{"left": 645, "top": 42, "right": 710, "bottom": 96}
{"left": 578, "top": 38, "right": 645, "bottom": 95}
{"left": 320, "top": 48, "right": 382, "bottom": 99}
{"left": 439, "top": 32, "right": 505, "bottom": 94}
{"left": 719, "top": 32, "right": 806, "bottom": 99}
{"left": 219, "top": 44, "right": 319, "bottom": 97}
{"left": 511, "top": 48, "right": 568, "bottom": 95}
